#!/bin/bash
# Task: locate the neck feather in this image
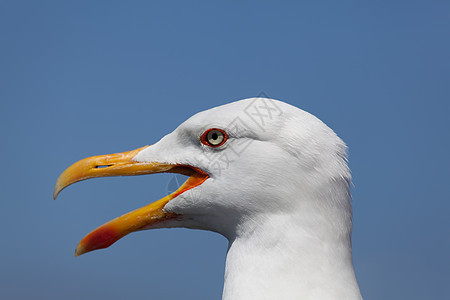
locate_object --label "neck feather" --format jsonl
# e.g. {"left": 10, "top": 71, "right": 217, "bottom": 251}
{"left": 221, "top": 184, "right": 362, "bottom": 300}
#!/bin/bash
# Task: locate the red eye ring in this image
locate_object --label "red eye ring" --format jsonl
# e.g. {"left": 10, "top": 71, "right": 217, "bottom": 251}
{"left": 200, "top": 128, "right": 228, "bottom": 147}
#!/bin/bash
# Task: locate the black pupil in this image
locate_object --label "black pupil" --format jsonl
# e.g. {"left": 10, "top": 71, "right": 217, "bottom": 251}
{"left": 211, "top": 132, "right": 218, "bottom": 140}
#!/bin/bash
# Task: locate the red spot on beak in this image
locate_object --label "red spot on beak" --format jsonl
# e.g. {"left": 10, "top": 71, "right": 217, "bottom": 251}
{"left": 75, "top": 226, "right": 120, "bottom": 256}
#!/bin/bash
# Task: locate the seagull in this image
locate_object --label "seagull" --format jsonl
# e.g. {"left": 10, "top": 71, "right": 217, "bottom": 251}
{"left": 54, "top": 98, "right": 362, "bottom": 300}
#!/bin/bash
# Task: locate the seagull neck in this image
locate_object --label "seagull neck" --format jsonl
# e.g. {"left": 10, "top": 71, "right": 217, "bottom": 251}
{"left": 221, "top": 211, "right": 362, "bottom": 300}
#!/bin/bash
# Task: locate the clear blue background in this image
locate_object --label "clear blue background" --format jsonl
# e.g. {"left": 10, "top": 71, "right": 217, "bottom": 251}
{"left": 1, "top": 1, "right": 449, "bottom": 299}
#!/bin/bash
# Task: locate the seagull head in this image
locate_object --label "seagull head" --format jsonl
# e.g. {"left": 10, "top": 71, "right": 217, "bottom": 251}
{"left": 54, "top": 98, "right": 351, "bottom": 257}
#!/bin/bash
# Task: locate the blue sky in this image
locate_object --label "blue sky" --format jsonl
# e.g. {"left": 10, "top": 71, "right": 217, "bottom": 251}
{"left": 1, "top": 1, "right": 449, "bottom": 299}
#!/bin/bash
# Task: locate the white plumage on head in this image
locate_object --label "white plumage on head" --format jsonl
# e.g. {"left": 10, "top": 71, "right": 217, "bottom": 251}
{"left": 135, "top": 98, "right": 360, "bottom": 299}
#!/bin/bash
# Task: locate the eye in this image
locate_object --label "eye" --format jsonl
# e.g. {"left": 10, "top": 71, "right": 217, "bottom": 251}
{"left": 201, "top": 128, "right": 228, "bottom": 147}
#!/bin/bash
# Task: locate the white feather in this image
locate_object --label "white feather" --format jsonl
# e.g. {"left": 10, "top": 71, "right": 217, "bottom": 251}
{"left": 134, "top": 98, "right": 362, "bottom": 300}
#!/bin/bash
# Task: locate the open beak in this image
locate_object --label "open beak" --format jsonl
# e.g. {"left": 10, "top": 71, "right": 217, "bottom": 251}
{"left": 54, "top": 146, "right": 208, "bottom": 257}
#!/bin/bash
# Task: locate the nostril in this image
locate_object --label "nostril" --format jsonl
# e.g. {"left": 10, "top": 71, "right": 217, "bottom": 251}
{"left": 95, "top": 164, "right": 113, "bottom": 169}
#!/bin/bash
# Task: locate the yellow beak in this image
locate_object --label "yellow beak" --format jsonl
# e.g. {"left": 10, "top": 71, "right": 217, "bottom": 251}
{"left": 54, "top": 146, "right": 208, "bottom": 257}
